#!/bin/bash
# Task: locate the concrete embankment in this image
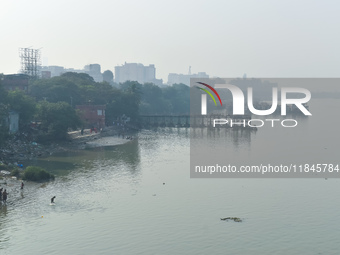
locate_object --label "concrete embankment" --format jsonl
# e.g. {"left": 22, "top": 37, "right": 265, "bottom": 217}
{"left": 68, "top": 128, "right": 134, "bottom": 149}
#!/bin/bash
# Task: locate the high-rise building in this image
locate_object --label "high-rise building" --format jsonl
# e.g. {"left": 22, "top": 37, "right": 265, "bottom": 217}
{"left": 115, "top": 62, "right": 163, "bottom": 85}
{"left": 83, "top": 64, "right": 103, "bottom": 82}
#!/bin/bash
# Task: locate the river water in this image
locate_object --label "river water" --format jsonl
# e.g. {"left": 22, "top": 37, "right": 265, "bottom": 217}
{"left": 0, "top": 99, "right": 340, "bottom": 255}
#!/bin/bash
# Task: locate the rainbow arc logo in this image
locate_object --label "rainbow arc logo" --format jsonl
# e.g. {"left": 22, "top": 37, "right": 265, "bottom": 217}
{"left": 195, "top": 82, "right": 222, "bottom": 115}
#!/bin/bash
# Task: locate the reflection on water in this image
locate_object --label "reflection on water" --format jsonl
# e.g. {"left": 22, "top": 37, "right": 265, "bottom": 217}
{"left": 0, "top": 100, "right": 340, "bottom": 254}
{"left": 191, "top": 127, "right": 254, "bottom": 148}
{"left": 191, "top": 99, "right": 340, "bottom": 178}
{"left": 22, "top": 139, "right": 141, "bottom": 177}
{"left": 0, "top": 204, "right": 8, "bottom": 216}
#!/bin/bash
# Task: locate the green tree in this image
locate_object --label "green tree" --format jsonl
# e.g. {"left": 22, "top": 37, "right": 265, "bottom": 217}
{"left": 104, "top": 87, "right": 123, "bottom": 125}
{"left": 162, "top": 83, "right": 190, "bottom": 114}
{"left": 30, "top": 76, "right": 81, "bottom": 106}
{"left": 60, "top": 72, "right": 95, "bottom": 86}
{"left": 30, "top": 72, "right": 116, "bottom": 107}
{"left": 79, "top": 82, "right": 115, "bottom": 105}
{"left": 103, "top": 70, "right": 114, "bottom": 84}
{"left": 105, "top": 81, "right": 142, "bottom": 125}
{"left": 36, "top": 101, "right": 81, "bottom": 141}
{"left": 119, "top": 81, "right": 142, "bottom": 120}
{"left": 7, "top": 90, "right": 36, "bottom": 130}
{"left": 23, "top": 166, "right": 55, "bottom": 182}
{"left": 140, "top": 83, "right": 171, "bottom": 114}
{"left": 0, "top": 76, "right": 9, "bottom": 145}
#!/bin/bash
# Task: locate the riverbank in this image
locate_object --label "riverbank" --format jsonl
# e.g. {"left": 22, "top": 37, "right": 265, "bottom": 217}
{"left": 0, "top": 127, "right": 134, "bottom": 167}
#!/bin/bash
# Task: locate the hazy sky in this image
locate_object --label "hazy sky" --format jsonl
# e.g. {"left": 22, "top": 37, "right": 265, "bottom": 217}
{"left": 1, "top": 0, "right": 339, "bottom": 81}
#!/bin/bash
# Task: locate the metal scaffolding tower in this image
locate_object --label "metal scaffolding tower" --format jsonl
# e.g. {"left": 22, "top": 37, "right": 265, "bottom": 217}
{"left": 19, "top": 48, "right": 41, "bottom": 78}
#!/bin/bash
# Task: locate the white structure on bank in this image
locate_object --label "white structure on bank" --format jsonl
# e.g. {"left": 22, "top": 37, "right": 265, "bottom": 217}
{"left": 114, "top": 62, "right": 163, "bottom": 85}
{"left": 7, "top": 111, "right": 19, "bottom": 134}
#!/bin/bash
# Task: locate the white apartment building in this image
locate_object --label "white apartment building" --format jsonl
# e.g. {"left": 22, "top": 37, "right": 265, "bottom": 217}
{"left": 115, "top": 62, "right": 163, "bottom": 85}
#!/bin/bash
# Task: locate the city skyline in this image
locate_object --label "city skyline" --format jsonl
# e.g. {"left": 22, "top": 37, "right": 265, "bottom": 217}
{"left": 7, "top": 46, "right": 210, "bottom": 84}
{"left": 38, "top": 61, "right": 210, "bottom": 85}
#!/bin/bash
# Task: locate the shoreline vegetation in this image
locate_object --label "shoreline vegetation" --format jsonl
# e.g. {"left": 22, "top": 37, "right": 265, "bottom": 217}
{"left": 0, "top": 72, "right": 190, "bottom": 180}
{"left": 0, "top": 72, "right": 190, "bottom": 186}
{"left": 23, "top": 166, "right": 55, "bottom": 182}
{"left": 0, "top": 127, "right": 133, "bottom": 183}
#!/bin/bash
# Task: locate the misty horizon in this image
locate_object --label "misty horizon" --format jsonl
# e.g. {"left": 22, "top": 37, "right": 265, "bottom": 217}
{"left": 1, "top": 0, "right": 340, "bottom": 81}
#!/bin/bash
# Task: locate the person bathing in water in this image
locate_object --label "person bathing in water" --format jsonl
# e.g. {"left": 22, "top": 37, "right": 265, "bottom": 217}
{"left": 51, "top": 196, "right": 56, "bottom": 204}
{"left": 2, "top": 189, "right": 8, "bottom": 203}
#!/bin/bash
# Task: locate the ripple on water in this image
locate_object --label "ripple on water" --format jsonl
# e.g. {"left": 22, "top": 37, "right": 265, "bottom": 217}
{"left": 1, "top": 127, "right": 340, "bottom": 254}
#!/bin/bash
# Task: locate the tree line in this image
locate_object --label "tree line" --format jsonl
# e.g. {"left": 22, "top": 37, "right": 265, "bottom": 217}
{"left": 0, "top": 72, "right": 190, "bottom": 144}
